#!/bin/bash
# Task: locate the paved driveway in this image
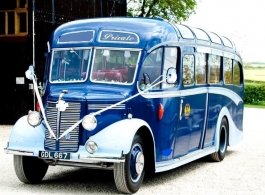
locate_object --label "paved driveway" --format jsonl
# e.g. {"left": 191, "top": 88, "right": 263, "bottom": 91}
{"left": 0, "top": 107, "right": 264, "bottom": 194}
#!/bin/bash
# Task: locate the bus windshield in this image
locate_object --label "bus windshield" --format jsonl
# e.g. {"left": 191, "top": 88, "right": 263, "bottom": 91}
{"left": 50, "top": 48, "right": 91, "bottom": 83}
{"left": 90, "top": 49, "right": 140, "bottom": 85}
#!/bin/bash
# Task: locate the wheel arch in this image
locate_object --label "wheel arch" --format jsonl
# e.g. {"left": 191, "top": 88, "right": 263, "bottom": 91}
{"left": 223, "top": 115, "right": 229, "bottom": 146}
{"left": 88, "top": 118, "right": 156, "bottom": 159}
{"left": 136, "top": 126, "right": 155, "bottom": 175}
{"left": 214, "top": 107, "right": 230, "bottom": 152}
{"left": 214, "top": 106, "right": 243, "bottom": 151}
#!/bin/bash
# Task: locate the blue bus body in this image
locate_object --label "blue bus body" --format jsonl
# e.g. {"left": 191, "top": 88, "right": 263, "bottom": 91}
{"left": 5, "top": 17, "right": 244, "bottom": 194}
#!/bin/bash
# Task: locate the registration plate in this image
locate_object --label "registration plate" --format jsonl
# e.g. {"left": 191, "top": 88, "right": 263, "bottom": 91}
{"left": 39, "top": 151, "right": 70, "bottom": 160}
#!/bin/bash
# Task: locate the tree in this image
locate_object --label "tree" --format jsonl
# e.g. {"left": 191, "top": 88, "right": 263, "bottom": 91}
{"left": 127, "top": 0, "right": 197, "bottom": 22}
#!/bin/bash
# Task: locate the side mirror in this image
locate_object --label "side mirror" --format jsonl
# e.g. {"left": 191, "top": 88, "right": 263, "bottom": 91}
{"left": 25, "top": 65, "right": 35, "bottom": 80}
{"left": 166, "top": 67, "right": 177, "bottom": 84}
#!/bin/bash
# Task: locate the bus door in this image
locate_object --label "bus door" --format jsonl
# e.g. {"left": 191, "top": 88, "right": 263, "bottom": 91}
{"left": 138, "top": 47, "right": 179, "bottom": 162}
{"left": 173, "top": 50, "right": 207, "bottom": 158}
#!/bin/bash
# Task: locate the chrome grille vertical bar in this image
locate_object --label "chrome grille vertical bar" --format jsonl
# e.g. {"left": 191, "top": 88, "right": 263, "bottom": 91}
{"left": 45, "top": 101, "right": 81, "bottom": 152}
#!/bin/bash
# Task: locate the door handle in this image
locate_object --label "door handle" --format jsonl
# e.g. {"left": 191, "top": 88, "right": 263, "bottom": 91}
{"left": 180, "top": 99, "right": 183, "bottom": 120}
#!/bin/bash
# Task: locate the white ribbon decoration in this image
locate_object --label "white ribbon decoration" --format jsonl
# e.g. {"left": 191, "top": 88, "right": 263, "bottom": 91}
{"left": 31, "top": 74, "right": 56, "bottom": 139}
{"left": 58, "top": 75, "right": 168, "bottom": 140}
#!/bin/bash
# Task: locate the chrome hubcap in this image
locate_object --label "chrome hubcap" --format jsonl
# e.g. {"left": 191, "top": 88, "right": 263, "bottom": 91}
{"left": 135, "top": 152, "right": 144, "bottom": 175}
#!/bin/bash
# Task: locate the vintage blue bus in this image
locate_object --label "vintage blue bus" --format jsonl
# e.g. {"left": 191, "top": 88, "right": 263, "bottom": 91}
{"left": 5, "top": 17, "right": 244, "bottom": 194}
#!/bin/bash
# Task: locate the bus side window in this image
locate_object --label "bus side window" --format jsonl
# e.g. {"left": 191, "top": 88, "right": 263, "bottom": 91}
{"left": 208, "top": 54, "right": 221, "bottom": 84}
{"left": 224, "top": 57, "right": 233, "bottom": 84}
{"left": 183, "top": 54, "right": 195, "bottom": 86}
{"left": 163, "top": 47, "right": 177, "bottom": 89}
{"left": 196, "top": 53, "right": 206, "bottom": 84}
{"left": 233, "top": 60, "right": 241, "bottom": 86}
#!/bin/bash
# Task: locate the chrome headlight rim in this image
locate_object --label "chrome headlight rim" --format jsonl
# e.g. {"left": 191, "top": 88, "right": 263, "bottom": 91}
{"left": 82, "top": 114, "right": 97, "bottom": 131}
{"left": 27, "top": 111, "right": 42, "bottom": 127}
{"left": 85, "top": 141, "right": 98, "bottom": 154}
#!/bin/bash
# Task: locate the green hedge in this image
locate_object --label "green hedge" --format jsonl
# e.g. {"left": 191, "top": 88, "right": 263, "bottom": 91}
{"left": 244, "top": 83, "right": 265, "bottom": 105}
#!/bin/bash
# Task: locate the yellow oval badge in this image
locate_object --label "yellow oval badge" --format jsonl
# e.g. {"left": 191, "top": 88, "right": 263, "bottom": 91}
{"left": 184, "top": 103, "right": 191, "bottom": 119}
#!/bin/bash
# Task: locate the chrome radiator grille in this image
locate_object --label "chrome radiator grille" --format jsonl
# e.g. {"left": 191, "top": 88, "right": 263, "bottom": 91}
{"left": 44, "top": 101, "right": 81, "bottom": 152}
{"left": 88, "top": 103, "right": 125, "bottom": 110}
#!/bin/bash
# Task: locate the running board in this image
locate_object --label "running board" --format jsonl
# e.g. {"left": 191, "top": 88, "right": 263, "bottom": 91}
{"left": 155, "top": 147, "right": 215, "bottom": 173}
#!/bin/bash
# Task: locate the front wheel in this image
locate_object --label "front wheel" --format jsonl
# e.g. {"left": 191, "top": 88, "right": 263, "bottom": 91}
{"left": 114, "top": 134, "right": 145, "bottom": 194}
{"left": 210, "top": 118, "right": 228, "bottom": 162}
{"left": 13, "top": 155, "right": 49, "bottom": 184}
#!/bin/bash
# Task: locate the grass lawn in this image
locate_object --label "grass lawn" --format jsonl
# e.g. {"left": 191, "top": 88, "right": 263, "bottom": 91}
{"left": 243, "top": 67, "right": 265, "bottom": 108}
{"left": 244, "top": 68, "right": 265, "bottom": 82}
{"left": 244, "top": 104, "right": 265, "bottom": 109}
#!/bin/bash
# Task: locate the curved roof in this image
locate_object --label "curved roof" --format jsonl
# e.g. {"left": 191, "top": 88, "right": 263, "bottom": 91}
{"left": 171, "top": 23, "right": 236, "bottom": 51}
{"left": 50, "top": 17, "right": 241, "bottom": 61}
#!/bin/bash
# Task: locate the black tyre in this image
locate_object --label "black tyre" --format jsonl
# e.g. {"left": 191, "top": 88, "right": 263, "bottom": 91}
{"left": 210, "top": 118, "right": 228, "bottom": 162}
{"left": 13, "top": 155, "right": 49, "bottom": 184}
{"left": 114, "top": 134, "right": 145, "bottom": 194}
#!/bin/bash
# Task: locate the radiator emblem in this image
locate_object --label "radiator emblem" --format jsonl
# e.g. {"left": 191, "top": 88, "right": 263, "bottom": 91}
{"left": 56, "top": 100, "right": 69, "bottom": 112}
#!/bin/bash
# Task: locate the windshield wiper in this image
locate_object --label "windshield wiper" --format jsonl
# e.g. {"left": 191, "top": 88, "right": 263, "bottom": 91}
{"left": 70, "top": 48, "right": 81, "bottom": 59}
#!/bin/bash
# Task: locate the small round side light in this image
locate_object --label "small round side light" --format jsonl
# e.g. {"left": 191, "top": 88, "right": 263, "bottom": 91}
{"left": 158, "top": 103, "right": 164, "bottom": 120}
{"left": 85, "top": 141, "right": 98, "bottom": 154}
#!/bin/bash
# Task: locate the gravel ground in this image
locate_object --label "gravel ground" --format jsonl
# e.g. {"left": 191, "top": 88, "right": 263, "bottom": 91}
{"left": 0, "top": 107, "right": 264, "bottom": 195}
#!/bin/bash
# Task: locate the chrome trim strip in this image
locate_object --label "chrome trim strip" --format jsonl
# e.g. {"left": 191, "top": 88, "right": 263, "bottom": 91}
{"left": 79, "top": 155, "right": 125, "bottom": 163}
{"left": 155, "top": 147, "right": 215, "bottom": 173}
{"left": 138, "top": 87, "right": 243, "bottom": 106}
{"left": 50, "top": 161, "right": 114, "bottom": 170}
{"left": 200, "top": 91, "right": 209, "bottom": 149}
{"left": 88, "top": 104, "right": 125, "bottom": 110}
{"left": 5, "top": 149, "right": 34, "bottom": 156}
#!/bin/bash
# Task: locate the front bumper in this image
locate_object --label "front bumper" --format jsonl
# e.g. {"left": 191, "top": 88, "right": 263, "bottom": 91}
{"left": 5, "top": 143, "right": 125, "bottom": 164}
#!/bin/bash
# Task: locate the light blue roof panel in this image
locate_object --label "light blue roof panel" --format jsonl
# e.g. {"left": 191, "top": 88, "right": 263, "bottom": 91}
{"left": 189, "top": 27, "right": 209, "bottom": 41}
{"left": 220, "top": 36, "right": 233, "bottom": 48}
{"left": 174, "top": 24, "right": 194, "bottom": 39}
{"left": 208, "top": 32, "right": 222, "bottom": 44}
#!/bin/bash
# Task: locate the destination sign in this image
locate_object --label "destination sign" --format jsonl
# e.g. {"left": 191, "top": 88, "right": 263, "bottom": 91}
{"left": 99, "top": 30, "right": 139, "bottom": 44}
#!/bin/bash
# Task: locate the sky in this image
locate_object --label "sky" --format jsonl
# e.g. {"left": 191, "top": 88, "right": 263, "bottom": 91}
{"left": 182, "top": 0, "right": 265, "bottom": 62}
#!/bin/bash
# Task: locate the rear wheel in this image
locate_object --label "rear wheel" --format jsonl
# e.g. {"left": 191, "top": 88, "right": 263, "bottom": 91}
{"left": 210, "top": 118, "right": 228, "bottom": 162}
{"left": 114, "top": 134, "right": 145, "bottom": 194}
{"left": 13, "top": 155, "right": 49, "bottom": 184}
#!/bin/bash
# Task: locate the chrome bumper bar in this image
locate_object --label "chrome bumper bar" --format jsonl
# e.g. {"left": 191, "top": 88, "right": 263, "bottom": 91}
{"left": 4, "top": 148, "right": 125, "bottom": 163}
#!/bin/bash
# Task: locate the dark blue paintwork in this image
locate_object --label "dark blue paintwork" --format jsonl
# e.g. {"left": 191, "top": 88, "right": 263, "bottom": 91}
{"left": 43, "top": 17, "right": 244, "bottom": 162}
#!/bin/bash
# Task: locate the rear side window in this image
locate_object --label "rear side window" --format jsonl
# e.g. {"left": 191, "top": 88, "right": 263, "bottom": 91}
{"left": 208, "top": 54, "right": 221, "bottom": 84}
{"left": 196, "top": 53, "right": 206, "bottom": 84}
{"left": 183, "top": 54, "right": 195, "bottom": 86}
{"left": 224, "top": 57, "right": 233, "bottom": 84}
{"left": 233, "top": 60, "right": 241, "bottom": 86}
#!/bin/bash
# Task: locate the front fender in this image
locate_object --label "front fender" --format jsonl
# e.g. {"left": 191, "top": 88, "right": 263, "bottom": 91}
{"left": 88, "top": 118, "right": 153, "bottom": 156}
{"left": 7, "top": 115, "right": 45, "bottom": 155}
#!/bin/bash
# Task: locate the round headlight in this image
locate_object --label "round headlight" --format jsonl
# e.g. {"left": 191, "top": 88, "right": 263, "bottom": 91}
{"left": 82, "top": 115, "right": 97, "bottom": 131}
{"left": 85, "top": 141, "right": 98, "bottom": 154}
{"left": 27, "top": 111, "right": 41, "bottom": 127}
